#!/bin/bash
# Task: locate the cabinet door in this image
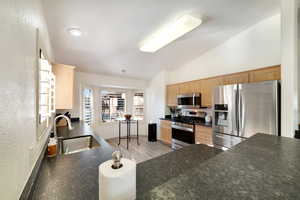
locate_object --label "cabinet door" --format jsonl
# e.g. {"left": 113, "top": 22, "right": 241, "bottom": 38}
{"left": 166, "top": 84, "right": 179, "bottom": 106}
{"left": 190, "top": 80, "right": 201, "bottom": 93}
{"left": 200, "top": 77, "right": 223, "bottom": 107}
{"left": 160, "top": 120, "right": 172, "bottom": 144}
{"left": 178, "top": 82, "right": 193, "bottom": 94}
{"left": 52, "top": 64, "right": 75, "bottom": 109}
{"left": 249, "top": 66, "right": 281, "bottom": 82}
{"left": 195, "top": 125, "right": 213, "bottom": 146}
{"left": 222, "top": 72, "right": 249, "bottom": 85}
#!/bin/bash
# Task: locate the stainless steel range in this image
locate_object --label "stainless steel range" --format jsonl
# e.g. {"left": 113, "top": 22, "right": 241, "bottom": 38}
{"left": 171, "top": 121, "right": 195, "bottom": 150}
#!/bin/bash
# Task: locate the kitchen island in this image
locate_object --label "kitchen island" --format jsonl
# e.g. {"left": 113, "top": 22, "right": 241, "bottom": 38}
{"left": 30, "top": 122, "right": 300, "bottom": 200}
{"left": 139, "top": 134, "right": 300, "bottom": 199}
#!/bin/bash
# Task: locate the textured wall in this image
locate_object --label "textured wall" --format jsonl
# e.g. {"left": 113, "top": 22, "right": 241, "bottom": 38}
{"left": 145, "top": 71, "right": 167, "bottom": 137}
{"left": 0, "top": 0, "right": 54, "bottom": 199}
{"left": 167, "top": 14, "right": 281, "bottom": 84}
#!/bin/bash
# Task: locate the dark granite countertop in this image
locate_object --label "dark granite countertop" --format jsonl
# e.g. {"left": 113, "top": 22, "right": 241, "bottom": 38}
{"left": 29, "top": 122, "right": 115, "bottom": 200}
{"left": 160, "top": 117, "right": 213, "bottom": 127}
{"left": 139, "top": 134, "right": 300, "bottom": 200}
{"left": 29, "top": 121, "right": 220, "bottom": 200}
{"left": 30, "top": 122, "right": 300, "bottom": 200}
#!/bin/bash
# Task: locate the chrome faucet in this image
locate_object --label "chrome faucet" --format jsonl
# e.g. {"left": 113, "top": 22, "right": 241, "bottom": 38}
{"left": 54, "top": 115, "right": 73, "bottom": 138}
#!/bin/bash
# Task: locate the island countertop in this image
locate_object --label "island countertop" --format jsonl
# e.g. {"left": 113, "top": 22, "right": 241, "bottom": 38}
{"left": 139, "top": 134, "right": 300, "bottom": 200}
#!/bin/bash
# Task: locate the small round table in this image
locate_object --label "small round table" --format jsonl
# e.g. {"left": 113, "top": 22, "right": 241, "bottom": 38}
{"left": 118, "top": 119, "right": 140, "bottom": 149}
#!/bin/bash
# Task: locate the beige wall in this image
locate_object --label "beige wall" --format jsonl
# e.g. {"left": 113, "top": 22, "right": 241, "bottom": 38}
{"left": 0, "top": 0, "right": 54, "bottom": 199}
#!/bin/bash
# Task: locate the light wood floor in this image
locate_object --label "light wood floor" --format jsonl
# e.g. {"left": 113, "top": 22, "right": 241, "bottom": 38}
{"left": 106, "top": 136, "right": 173, "bottom": 163}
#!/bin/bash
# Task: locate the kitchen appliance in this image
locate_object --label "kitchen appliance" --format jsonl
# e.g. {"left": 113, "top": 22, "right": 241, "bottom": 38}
{"left": 205, "top": 115, "right": 212, "bottom": 123}
{"left": 171, "top": 121, "right": 195, "bottom": 150}
{"left": 181, "top": 109, "right": 206, "bottom": 118}
{"left": 177, "top": 93, "right": 201, "bottom": 109}
{"left": 212, "top": 80, "right": 280, "bottom": 150}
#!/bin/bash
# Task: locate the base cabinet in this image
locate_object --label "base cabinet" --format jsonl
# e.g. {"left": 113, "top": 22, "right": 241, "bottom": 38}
{"left": 160, "top": 120, "right": 172, "bottom": 144}
{"left": 195, "top": 125, "right": 213, "bottom": 146}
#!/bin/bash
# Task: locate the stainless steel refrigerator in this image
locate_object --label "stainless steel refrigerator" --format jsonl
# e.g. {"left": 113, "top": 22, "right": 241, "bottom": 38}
{"left": 212, "top": 80, "right": 280, "bottom": 150}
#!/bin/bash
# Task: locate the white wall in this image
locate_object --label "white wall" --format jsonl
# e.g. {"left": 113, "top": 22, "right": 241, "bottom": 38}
{"left": 281, "top": 0, "right": 299, "bottom": 137}
{"left": 146, "top": 14, "right": 282, "bottom": 138}
{"left": 71, "top": 71, "right": 148, "bottom": 118}
{"left": 145, "top": 70, "right": 168, "bottom": 137}
{"left": 167, "top": 14, "right": 281, "bottom": 84}
{"left": 0, "top": 0, "right": 54, "bottom": 199}
{"left": 72, "top": 71, "right": 149, "bottom": 139}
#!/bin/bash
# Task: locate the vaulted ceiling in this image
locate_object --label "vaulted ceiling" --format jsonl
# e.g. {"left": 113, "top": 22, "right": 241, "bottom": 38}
{"left": 42, "top": 0, "right": 280, "bottom": 80}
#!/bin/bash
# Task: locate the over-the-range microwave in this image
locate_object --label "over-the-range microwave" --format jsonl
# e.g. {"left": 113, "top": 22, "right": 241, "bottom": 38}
{"left": 177, "top": 93, "right": 201, "bottom": 109}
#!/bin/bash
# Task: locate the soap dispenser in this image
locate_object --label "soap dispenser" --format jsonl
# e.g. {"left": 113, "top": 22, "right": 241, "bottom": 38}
{"left": 47, "top": 132, "right": 57, "bottom": 157}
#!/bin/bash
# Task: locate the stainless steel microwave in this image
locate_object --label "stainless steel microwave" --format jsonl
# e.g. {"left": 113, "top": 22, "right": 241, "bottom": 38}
{"left": 177, "top": 93, "right": 201, "bottom": 109}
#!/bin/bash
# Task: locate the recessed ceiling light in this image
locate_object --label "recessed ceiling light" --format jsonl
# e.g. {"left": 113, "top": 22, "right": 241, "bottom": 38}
{"left": 140, "top": 15, "right": 202, "bottom": 53}
{"left": 68, "top": 27, "right": 82, "bottom": 37}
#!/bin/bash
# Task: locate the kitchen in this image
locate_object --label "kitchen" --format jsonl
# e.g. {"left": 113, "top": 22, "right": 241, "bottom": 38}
{"left": 1, "top": 0, "right": 300, "bottom": 200}
{"left": 161, "top": 66, "right": 281, "bottom": 150}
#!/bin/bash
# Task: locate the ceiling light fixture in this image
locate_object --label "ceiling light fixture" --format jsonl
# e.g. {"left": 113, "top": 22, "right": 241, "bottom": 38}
{"left": 140, "top": 15, "right": 202, "bottom": 53}
{"left": 68, "top": 27, "right": 82, "bottom": 37}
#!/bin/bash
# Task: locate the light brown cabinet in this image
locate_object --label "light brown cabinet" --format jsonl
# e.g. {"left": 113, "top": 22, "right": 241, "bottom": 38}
{"left": 200, "top": 77, "right": 223, "bottom": 107}
{"left": 222, "top": 72, "right": 249, "bottom": 85}
{"left": 178, "top": 81, "right": 201, "bottom": 94}
{"left": 166, "top": 84, "right": 179, "bottom": 106}
{"left": 166, "top": 65, "right": 280, "bottom": 108}
{"left": 195, "top": 125, "right": 213, "bottom": 146}
{"left": 159, "top": 120, "right": 172, "bottom": 144}
{"left": 249, "top": 66, "right": 280, "bottom": 83}
{"left": 52, "top": 64, "right": 75, "bottom": 109}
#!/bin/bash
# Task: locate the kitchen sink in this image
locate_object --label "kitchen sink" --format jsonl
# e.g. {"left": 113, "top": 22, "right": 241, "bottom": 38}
{"left": 61, "top": 135, "right": 100, "bottom": 155}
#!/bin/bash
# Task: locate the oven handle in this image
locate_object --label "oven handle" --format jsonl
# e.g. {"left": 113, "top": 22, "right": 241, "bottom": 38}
{"left": 171, "top": 125, "right": 193, "bottom": 132}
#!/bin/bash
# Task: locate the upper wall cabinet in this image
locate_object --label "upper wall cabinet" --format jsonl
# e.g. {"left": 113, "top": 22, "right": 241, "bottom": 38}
{"left": 178, "top": 81, "right": 201, "bottom": 94}
{"left": 222, "top": 72, "right": 249, "bottom": 85}
{"left": 166, "top": 84, "right": 179, "bottom": 106}
{"left": 166, "top": 65, "right": 281, "bottom": 108}
{"left": 200, "top": 77, "right": 223, "bottom": 107}
{"left": 249, "top": 66, "right": 281, "bottom": 83}
{"left": 52, "top": 64, "right": 75, "bottom": 110}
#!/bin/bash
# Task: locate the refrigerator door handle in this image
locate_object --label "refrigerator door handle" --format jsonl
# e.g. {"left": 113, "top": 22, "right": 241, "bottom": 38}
{"left": 235, "top": 85, "right": 239, "bottom": 136}
{"left": 239, "top": 92, "right": 243, "bottom": 136}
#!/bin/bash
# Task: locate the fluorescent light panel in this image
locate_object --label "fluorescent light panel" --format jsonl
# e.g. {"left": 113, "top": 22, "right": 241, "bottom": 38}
{"left": 68, "top": 28, "right": 82, "bottom": 37}
{"left": 140, "top": 15, "right": 202, "bottom": 53}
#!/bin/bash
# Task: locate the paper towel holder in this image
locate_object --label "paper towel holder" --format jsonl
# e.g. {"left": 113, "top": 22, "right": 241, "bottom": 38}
{"left": 111, "top": 151, "right": 123, "bottom": 169}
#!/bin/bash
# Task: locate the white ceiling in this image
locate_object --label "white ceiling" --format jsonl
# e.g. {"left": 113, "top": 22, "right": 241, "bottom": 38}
{"left": 42, "top": 0, "right": 280, "bottom": 80}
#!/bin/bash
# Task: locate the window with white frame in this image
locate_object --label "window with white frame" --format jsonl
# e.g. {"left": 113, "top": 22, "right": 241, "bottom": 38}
{"left": 101, "top": 92, "right": 126, "bottom": 122}
{"left": 39, "top": 50, "right": 55, "bottom": 126}
{"left": 133, "top": 92, "right": 144, "bottom": 120}
{"left": 83, "top": 88, "right": 93, "bottom": 125}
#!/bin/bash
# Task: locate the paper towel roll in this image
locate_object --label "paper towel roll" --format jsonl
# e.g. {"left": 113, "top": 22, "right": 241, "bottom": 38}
{"left": 99, "top": 158, "right": 136, "bottom": 200}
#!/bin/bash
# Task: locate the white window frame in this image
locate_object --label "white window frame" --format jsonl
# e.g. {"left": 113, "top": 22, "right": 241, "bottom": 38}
{"left": 101, "top": 91, "right": 126, "bottom": 122}
{"left": 133, "top": 92, "right": 144, "bottom": 120}
{"left": 83, "top": 88, "right": 93, "bottom": 125}
{"left": 38, "top": 50, "right": 55, "bottom": 127}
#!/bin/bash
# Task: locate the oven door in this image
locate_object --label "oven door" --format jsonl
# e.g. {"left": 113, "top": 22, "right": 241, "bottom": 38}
{"left": 171, "top": 127, "right": 195, "bottom": 149}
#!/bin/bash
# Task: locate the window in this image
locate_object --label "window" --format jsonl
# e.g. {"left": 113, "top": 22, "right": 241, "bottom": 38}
{"left": 83, "top": 88, "right": 93, "bottom": 125}
{"left": 38, "top": 50, "right": 55, "bottom": 125}
{"left": 133, "top": 92, "right": 144, "bottom": 120}
{"left": 101, "top": 92, "right": 126, "bottom": 122}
